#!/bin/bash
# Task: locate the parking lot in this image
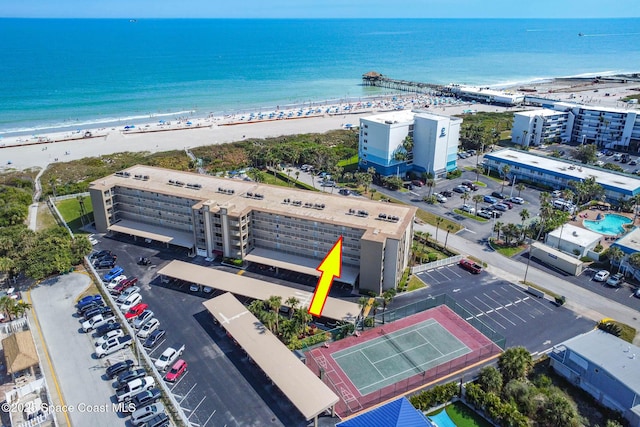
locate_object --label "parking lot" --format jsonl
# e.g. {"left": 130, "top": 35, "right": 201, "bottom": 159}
{"left": 92, "top": 235, "right": 308, "bottom": 427}
{"left": 405, "top": 264, "right": 595, "bottom": 354}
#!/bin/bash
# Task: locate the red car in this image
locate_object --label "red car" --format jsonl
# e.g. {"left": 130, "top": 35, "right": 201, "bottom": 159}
{"left": 459, "top": 258, "right": 483, "bottom": 274}
{"left": 164, "top": 359, "right": 187, "bottom": 382}
{"left": 124, "top": 303, "right": 148, "bottom": 321}
{"left": 111, "top": 277, "right": 138, "bottom": 295}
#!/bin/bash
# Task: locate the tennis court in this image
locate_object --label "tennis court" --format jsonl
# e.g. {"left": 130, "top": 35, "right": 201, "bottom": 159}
{"left": 332, "top": 319, "right": 471, "bottom": 395}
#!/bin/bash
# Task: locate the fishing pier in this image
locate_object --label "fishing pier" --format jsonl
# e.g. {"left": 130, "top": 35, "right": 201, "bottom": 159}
{"left": 361, "top": 71, "right": 451, "bottom": 95}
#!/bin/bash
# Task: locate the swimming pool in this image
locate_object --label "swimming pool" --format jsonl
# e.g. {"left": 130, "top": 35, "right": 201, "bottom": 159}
{"left": 583, "top": 214, "right": 632, "bottom": 236}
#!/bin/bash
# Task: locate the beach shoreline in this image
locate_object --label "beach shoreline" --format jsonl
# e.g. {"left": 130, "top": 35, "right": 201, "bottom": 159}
{"left": 2, "top": 75, "right": 639, "bottom": 172}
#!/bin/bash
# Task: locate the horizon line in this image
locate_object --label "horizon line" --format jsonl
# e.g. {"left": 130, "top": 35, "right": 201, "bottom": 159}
{"left": 2, "top": 16, "right": 640, "bottom": 20}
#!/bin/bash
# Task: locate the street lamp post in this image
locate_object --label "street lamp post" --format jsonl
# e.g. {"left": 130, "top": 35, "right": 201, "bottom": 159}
{"left": 524, "top": 238, "right": 533, "bottom": 284}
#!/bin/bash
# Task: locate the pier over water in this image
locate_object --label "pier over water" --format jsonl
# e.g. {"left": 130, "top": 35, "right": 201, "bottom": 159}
{"left": 362, "top": 71, "right": 451, "bottom": 95}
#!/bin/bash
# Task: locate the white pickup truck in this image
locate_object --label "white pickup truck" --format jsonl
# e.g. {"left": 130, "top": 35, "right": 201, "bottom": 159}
{"left": 154, "top": 343, "right": 185, "bottom": 371}
{"left": 95, "top": 335, "right": 132, "bottom": 358}
{"left": 115, "top": 376, "right": 156, "bottom": 402}
{"left": 82, "top": 314, "right": 116, "bottom": 333}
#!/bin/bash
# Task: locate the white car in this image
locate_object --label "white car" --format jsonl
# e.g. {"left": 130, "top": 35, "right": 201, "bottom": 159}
{"left": 94, "top": 328, "right": 124, "bottom": 347}
{"left": 88, "top": 235, "right": 99, "bottom": 245}
{"left": 119, "top": 293, "right": 142, "bottom": 312}
{"left": 137, "top": 318, "right": 160, "bottom": 339}
{"left": 116, "top": 286, "right": 141, "bottom": 304}
{"left": 154, "top": 344, "right": 184, "bottom": 371}
{"left": 593, "top": 270, "right": 610, "bottom": 282}
{"left": 106, "top": 275, "right": 127, "bottom": 290}
{"left": 132, "top": 310, "right": 154, "bottom": 329}
{"left": 81, "top": 314, "right": 116, "bottom": 333}
{"left": 461, "top": 204, "right": 475, "bottom": 214}
{"left": 435, "top": 193, "right": 447, "bottom": 203}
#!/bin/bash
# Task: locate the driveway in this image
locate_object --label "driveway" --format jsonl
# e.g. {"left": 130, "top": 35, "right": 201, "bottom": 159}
{"left": 30, "top": 273, "right": 124, "bottom": 427}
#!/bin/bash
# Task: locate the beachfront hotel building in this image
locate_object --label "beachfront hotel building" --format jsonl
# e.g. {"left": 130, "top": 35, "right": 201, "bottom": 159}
{"left": 447, "top": 85, "right": 526, "bottom": 106}
{"left": 483, "top": 149, "right": 640, "bottom": 202}
{"left": 512, "top": 101, "right": 640, "bottom": 149}
{"left": 89, "top": 166, "right": 416, "bottom": 294}
{"left": 358, "top": 110, "right": 461, "bottom": 178}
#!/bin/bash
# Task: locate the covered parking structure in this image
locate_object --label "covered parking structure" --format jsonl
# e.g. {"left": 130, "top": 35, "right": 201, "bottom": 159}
{"left": 245, "top": 247, "right": 360, "bottom": 286}
{"left": 203, "top": 292, "right": 339, "bottom": 426}
{"left": 158, "top": 260, "right": 360, "bottom": 322}
{"left": 107, "top": 219, "right": 195, "bottom": 249}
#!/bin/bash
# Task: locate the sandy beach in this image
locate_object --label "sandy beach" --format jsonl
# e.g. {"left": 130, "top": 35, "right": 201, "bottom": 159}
{"left": 2, "top": 77, "right": 639, "bottom": 172}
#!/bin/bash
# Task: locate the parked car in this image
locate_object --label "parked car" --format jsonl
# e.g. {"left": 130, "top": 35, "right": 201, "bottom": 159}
{"left": 502, "top": 201, "right": 513, "bottom": 209}
{"left": 125, "top": 303, "right": 148, "bottom": 321}
{"left": 84, "top": 305, "right": 113, "bottom": 321}
{"left": 120, "top": 293, "right": 143, "bottom": 312}
{"left": 155, "top": 344, "right": 185, "bottom": 371}
{"left": 459, "top": 258, "right": 483, "bottom": 274}
{"left": 129, "top": 388, "right": 161, "bottom": 412}
{"left": 630, "top": 159, "right": 638, "bottom": 166}
{"left": 90, "top": 250, "right": 112, "bottom": 261}
{"left": 440, "top": 190, "right": 453, "bottom": 198}
{"left": 82, "top": 314, "right": 116, "bottom": 333}
{"left": 116, "top": 368, "right": 147, "bottom": 389}
{"left": 634, "top": 288, "right": 640, "bottom": 298}
{"left": 551, "top": 190, "right": 562, "bottom": 198}
{"left": 143, "top": 329, "right": 166, "bottom": 349}
{"left": 117, "top": 286, "right": 141, "bottom": 304}
{"left": 106, "top": 359, "right": 135, "bottom": 379}
{"left": 95, "top": 322, "right": 121, "bottom": 337}
{"left": 491, "top": 191, "right": 506, "bottom": 199}
{"left": 461, "top": 204, "right": 475, "bottom": 214}
{"left": 137, "top": 257, "right": 152, "bottom": 266}
{"left": 203, "top": 286, "right": 213, "bottom": 294}
{"left": 111, "top": 277, "right": 138, "bottom": 295}
{"left": 77, "top": 301, "right": 104, "bottom": 317}
{"left": 453, "top": 185, "right": 469, "bottom": 193}
{"left": 94, "top": 258, "right": 117, "bottom": 269}
{"left": 142, "top": 413, "right": 170, "bottom": 427}
{"left": 509, "top": 196, "right": 524, "bottom": 204}
{"left": 593, "top": 270, "right": 610, "bottom": 282}
{"left": 130, "top": 403, "right": 165, "bottom": 426}
{"left": 76, "top": 294, "right": 102, "bottom": 310}
{"left": 477, "top": 210, "right": 492, "bottom": 219}
{"left": 116, "top": 376, "right": 156, "bottom": 403}
{"left": 189, "top": 283, "right": 201, "bottom": 292}
{"left": 103, "top": 266, "right": 124, "bottom": 282}
{"left": 95, "top": 335, "right": 132, "bottom": 358}
{"left": 132, "top": 310, "right": 155, "bottom": 330}
{"left": 606, "top": 272, "right": 624, "bottom": 287}
{"left": 106, "top": 275, "right": 127, "bottom": 290}
{"left": 493, "top": 203, "right": 508, "bottom": 212}
{"left": 462, "top": 180, "right": 478, "bottom": 191}
{"left": 483, "top": 195, "right": 497, "bottom": 204}
{"left": 164, "top": 359, "right": 187, "bottom": 382}
{"left": 435, "top": 193, "right": 447, "bottom": 203}
{"left": 137, "top": 318, "right": 160, "bottom": 339}
{"left": 95, "top": 328, "right": 124, "bottom": 347}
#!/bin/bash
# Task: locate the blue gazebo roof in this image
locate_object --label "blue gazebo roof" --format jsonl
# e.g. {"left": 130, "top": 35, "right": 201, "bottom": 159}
{"left": 336, "top": 397, "right": 435, "bottom": 427}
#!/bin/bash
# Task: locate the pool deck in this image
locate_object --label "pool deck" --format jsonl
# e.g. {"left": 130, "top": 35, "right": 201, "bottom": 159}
{"left": 570, "top": 206, "right": 636, "bottom": 248}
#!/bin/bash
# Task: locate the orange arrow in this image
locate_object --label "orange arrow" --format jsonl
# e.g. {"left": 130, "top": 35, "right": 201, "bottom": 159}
{"left": 308, "top": 236, "right": 343, "bottom": 317}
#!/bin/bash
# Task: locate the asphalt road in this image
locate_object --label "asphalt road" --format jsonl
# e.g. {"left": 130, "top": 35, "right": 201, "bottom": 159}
{"left": 30, "top": 273, "right": 126, "bottom": 427}
{"left": 94, "top": 235, "right": 307, "bottom": 427}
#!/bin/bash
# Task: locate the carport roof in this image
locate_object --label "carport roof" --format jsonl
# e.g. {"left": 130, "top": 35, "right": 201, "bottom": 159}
{"left": 245, "top": 247, "right": 359, "bottom": 285}
{"left": 158, "top": 260, "right": 359, "bottom": 321}
{"left": 108, "top": 220, "right": 194, "bottom": 248}
{"left": 203, "top": 292, "right": 339, "bottom": 421}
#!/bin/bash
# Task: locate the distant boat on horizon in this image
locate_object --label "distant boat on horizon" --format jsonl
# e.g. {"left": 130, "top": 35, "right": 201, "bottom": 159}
{"left": 129, "top": 19, "right": 137, "bottom": 23}
{"left": 578, "top": 32, "right": 584, "bottom": 36}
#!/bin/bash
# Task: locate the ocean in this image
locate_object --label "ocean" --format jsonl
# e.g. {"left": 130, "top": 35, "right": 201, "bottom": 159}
{"left": 1, "top": 18, "right": 640, "bottom": 136}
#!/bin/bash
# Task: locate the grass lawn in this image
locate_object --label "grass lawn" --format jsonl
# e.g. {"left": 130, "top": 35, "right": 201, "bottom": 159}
{"left": 489, "top": 239, "right": 527, "bottom": 257}
{"left": 407, "top": 275, "right": 426, "bottom": 291}
{"left": 56, "top": 196, "right": 93, "bottom": 233}
{"left": 36, "top": 202, "right": 58, "bottom": 231}
{"left": 428, "top": 401, "right": 492, "bottom": 427}
{"left": 453, "top": 209, "right": 489, "bottom": 222}
{"left": 337, "top": 155, "right": 359, "bottom": 168}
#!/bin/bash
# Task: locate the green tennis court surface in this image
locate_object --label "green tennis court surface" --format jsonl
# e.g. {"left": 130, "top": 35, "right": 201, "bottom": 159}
{"left": 332, "top": 319, "right": 471, "bottom": 395}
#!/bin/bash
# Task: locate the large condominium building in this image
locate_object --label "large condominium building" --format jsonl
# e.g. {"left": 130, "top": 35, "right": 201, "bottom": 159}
{"left": 358, "top": 110, "right": 461, "bottom": 178}
{"left": 512, "top": 101, "right": 640, "bottom": 149}
{"left": 89, "top": 166, "right": 416, "bottom": 294}
{"left": 483, "top": 149, "right": 640, "bottom": 202}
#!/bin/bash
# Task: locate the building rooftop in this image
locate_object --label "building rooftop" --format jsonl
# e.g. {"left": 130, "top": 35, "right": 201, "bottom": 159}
{"left": 359, "top": 110, "right": 416, "bottom": 125}
{"left": 548, "top": 223, "right": 602, "bottom": 246}
{"left": 554, "top": 101, "right": 634, "bottom": 115}
{"left": 447, "top": 85, "right": 525, "bottom": 102}
{"left": 90, "top": 165, "right": 416, "bottom": 240}
{"left": 485, "top": 149, "right": 640, "bottom": 194}
{"left": 555, "top": 330, "right": 640, "bottom": 396}
{"left": 516, "top": 109, "right": 568, "bottom": 118}
{"left": 612, "top": 227, "right": 640, "bottom": 254}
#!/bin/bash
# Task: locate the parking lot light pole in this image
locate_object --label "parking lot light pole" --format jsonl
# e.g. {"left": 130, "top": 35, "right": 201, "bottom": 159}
{"left": 524, "top": 237, "right": 533, "bottom": 284}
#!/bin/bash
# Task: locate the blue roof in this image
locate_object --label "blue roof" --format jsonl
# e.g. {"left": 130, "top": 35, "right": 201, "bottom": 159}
{"left": 337, "top": 397, "right": 435, "bottom": 427}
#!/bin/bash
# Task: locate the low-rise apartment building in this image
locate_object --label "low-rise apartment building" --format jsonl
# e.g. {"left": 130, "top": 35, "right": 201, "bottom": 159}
{"left": 89, "top": 166, "right": 416, "bottom": 294}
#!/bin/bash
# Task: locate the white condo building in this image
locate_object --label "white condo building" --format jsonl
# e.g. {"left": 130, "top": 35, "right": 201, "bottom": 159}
{"left": 512, "top": 101, "right": 640, "bottom": 150}
{"left": 358, "top": 110, "right": 461, "bottom": 178}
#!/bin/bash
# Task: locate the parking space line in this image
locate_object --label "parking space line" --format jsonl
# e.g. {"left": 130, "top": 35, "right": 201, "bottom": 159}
{"left": 202, "top": 410, "right": 217, "bottom": 427}
{"left": 169, "top": 371, "right": 189, "bottom": 390}
{"left": 486, "top": 291, "right": 529, "bottom": 323}
{"left": 180, "top": 382, "right": 198, "bottom": 404}
{"left": 473, "top": 296, "right": 516, "bottom": 327}
{"left": 189, "top": 396, "right": 208, "bottom": 420}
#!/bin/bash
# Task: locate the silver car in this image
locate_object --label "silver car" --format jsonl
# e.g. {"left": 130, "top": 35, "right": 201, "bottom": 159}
{"left": 132, "top": 310, "right": 155, "bottom": 329}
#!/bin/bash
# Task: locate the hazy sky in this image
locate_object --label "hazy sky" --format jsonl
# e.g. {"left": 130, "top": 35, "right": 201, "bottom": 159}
{"left": 3, "top": 0, "right": 640, "bottom": 19}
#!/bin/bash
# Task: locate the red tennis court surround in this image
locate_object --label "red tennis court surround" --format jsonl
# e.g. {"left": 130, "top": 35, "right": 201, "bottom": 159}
{"left": 306, "top": 305, "right": 501, "bottom": 417}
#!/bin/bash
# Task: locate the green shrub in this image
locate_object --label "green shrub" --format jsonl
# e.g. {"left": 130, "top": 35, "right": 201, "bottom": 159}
{"left": 446, "top": 169, "right": 463, "bottom": 179}
{"left": 409, "top": 381, "right": 459, "bottom": 410}
{"left": 428, "top": 253, "right": 438, "bottom": 262}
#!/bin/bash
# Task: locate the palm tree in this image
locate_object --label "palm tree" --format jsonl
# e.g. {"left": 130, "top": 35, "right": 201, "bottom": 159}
{"left": 519, "top": 209, "right": 530, "bottom": 238}
{"left": 13, "top": 301, "right": 31, "bottom": 318}
{"left": 262, "top": 311, "right": 278, "bottom": 334}
{"left": 445, "top": 224, "right": 455, "bottom": 248}
{"left": 370, "top": 300, "right": 380, "bottom": 323}
{"left": 285, "top": 296, "right": 300, "bottom": 320}
{"left": 381, "top": 289, "right": 396, "bottom": 324}
{"left": 461, "top": 192, "right": 471, "bottom": 206}
{"left": 474, "top": 164, "right": 484, "bottom": 182}
{"left": 357, "top": 296, "right": 370, "bottom": 330}
{"left": 629, "top": 252, "right": 640, "bottom": 271}
{"left": 608, "top": 246, "right": 625, "bottom": 273}
{"left": 0, "top": 296, "right": 15, "bottom": 321}
{"left": 498, "top": 346, "right": 533, "bottom": 383}
{"left": 516, "top": 183, "right": 526, "bottom": 197}
{"left": 494, "top": 221, "right": 504, "bottom": 241}
{"left": 472, "top": 194, "right": 483, "bottom": 216}
{"left": 500, "top": 165, "right": 511, "bottom": 193}
{"left": 435, "top": 217, "right": 444, "bottom": 241}
{"left": 248, "top": 299, "right": 266, "bottom": 319}
{"left": 266, "top": 295, "right": 283, "bottom": 333}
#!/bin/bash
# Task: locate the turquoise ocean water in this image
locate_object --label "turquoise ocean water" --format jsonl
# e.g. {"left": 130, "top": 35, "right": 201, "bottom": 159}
{"left": 1, "top": 18, "right": 640, "bottom": 136}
